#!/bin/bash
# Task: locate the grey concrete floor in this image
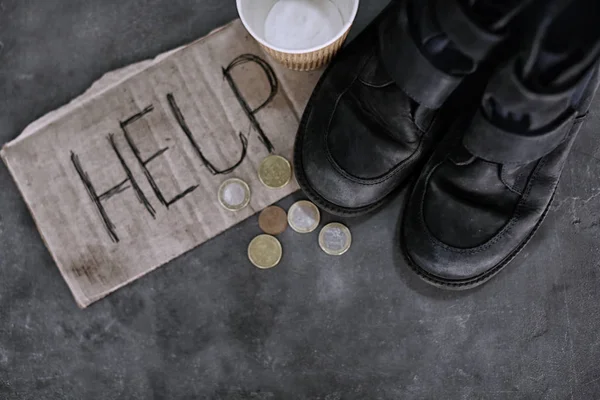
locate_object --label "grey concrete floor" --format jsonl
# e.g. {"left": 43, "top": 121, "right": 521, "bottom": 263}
{"left": 2, "top": 1, "right": 600, "bottom": 399}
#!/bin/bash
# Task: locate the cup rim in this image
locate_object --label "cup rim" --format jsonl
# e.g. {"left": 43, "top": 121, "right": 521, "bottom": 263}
{"left": 236, "top": 0, "right": 360, "bottom": 54}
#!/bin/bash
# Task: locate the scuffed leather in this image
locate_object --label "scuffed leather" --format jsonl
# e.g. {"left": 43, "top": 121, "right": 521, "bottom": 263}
{"left": 435, "top": 0, "right": 504, "bottom": 62}
{"left": 295, "top": 0, "right": 497, "bottom": 214}
{"left": 403, "top": 61, "right": 600, "bottom": 284}
{"left": 300, "top": 34, "right": 435, "bottom": 209}
{"left": 463, "top": 110, "right": 577, "bottom": 164}
{"left": 378, "top": 1, "right": 462, "bottom": 109}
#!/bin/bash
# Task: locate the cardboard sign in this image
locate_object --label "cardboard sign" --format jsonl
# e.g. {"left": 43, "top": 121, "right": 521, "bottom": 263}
{"left": 1, "top": 20, "right": 322, "bottom": 308}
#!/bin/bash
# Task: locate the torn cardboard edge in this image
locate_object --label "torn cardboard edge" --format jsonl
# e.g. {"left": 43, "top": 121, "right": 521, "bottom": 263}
{"left": 1, "top": 26, "right": 227, "bottom": 309}
{"left": 10, "top": 23, "right": 233, "bottom": 145}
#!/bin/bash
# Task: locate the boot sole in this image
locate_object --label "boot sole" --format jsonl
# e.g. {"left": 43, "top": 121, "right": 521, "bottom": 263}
{"left": 401, "top": 188, "right": 556, "bottom": 290}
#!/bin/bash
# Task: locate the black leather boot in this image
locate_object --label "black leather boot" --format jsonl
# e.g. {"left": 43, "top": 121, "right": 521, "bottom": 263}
{"left": 293, "top": 0, "right": 506, "bottom": 216}
{"left": 402, "top": 0, "right": 600, "bottom": 288}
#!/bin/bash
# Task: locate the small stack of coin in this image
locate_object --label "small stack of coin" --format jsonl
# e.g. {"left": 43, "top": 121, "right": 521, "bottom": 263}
{"left": 248, "top": 199, "right": 353, "bottom": 268}
{"left": 249, "top": 206, "right": 288, "bottom": 270}
{"left": 245, "top": 155, "right": 292, "bottom": 270}
{"left": 247, "top": 152, "right": 353, "bottom": 267}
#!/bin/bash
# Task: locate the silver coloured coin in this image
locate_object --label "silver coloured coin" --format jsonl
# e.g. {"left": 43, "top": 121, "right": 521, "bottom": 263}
{"left": 288, "top": 200, "right": 320, "bottom": 233}
{"left": 319, "top": 223, "right": 352, "bottom": 255}
{"left": 218, "top": 178, "right": 251, "bottom": 211}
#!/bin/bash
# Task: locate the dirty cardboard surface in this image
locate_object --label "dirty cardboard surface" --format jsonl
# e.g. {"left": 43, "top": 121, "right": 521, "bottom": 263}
{"left": 1, "top": 20, "right": 322, "bottom": 308}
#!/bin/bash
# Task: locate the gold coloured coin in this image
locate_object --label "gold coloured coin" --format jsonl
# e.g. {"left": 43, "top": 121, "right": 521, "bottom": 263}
{"left": 218, "top": 178, "right": 251, "bottom": 211}
{"left": 288, "top": 200, "right": 320, "bottom": 233}
{"left": 258, "top": 206, "right": 288, "bottom": 235}
{"left": 259, "top": 155, "right": 292, "bottom": 189}
{"left": 319, "top": 223, "right": 352, "bottom": 256}
{"left": 248, "top": 234, "right": 283, "bottom": 269}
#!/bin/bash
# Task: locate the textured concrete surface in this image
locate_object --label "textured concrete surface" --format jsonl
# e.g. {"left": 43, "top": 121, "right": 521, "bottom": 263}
{"left": 2, "top": 1, "right": 600, "bottom": 399}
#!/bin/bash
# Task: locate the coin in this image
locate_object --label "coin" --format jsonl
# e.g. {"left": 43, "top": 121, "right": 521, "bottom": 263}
{"left": 319, "top": 223, "right": 352, "bottom": 256}
{"left": 259, "top": 155, "right": 292, "bottom": 189}
{"left": 288, "top": 200, "right": 320, "bottom": 233}
{"left": 218, "top": 178, "right": 251, "bottom": 211}
{"left": 248, "top": 234, "right": 283, "bottom": 269}
{"left": 258, "top": 206, "right": 288, "bottom": 235}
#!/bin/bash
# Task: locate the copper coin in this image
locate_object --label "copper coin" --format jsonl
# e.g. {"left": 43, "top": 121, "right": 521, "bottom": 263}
{"left": 258, "top": 206, "right": 288, "bottom": 235}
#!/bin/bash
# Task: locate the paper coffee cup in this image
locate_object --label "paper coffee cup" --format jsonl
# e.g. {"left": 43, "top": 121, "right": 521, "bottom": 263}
{"left": 237, "top": 0, "right": 360, "bottom": 71}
